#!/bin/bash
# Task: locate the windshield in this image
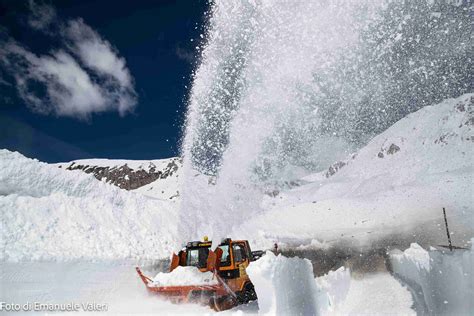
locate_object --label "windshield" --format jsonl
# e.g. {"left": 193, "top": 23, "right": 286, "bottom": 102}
{"left": 232, "top": 244, "right": 244, "bottom": 262}
{"left": 186, "top": 247, "right": 210, "bottom": 268}
{"left": 218, "top": 245, "right": 231, "bottom": 266}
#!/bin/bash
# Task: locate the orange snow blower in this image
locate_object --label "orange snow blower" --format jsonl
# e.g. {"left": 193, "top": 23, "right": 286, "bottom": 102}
{"left": 136, "top": 237, "right": 264, "bottom": 311}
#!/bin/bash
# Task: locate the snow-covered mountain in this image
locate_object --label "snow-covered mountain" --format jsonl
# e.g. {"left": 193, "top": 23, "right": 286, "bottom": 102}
{"left": 1, "top": 94, "right": 472, "bottom": 262}
{"left": 236, "top": 94, "right": 473, "bottom": 250}
{"left": 56, "top": 157, "right": 182, "bottom": 200}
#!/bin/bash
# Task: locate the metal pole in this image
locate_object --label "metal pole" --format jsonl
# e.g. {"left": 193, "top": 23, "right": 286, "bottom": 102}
{"left": 443, "top": 207, "right": 453, "bottom": 251}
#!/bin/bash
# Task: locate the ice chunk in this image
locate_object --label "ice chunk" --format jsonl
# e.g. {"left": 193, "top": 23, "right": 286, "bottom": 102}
{"left": 246, "top": 251, "right": 320, "bottom": 315}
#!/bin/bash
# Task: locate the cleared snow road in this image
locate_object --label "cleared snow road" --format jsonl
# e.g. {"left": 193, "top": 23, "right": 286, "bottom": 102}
{"left": 1, "top": 259, "right": 414, "bottom": 315}
{"left": 331, "top": 273, "right": 415, "bottom": 315}
{"left": 0, "top": 261, "right": 211, "bottom": 315}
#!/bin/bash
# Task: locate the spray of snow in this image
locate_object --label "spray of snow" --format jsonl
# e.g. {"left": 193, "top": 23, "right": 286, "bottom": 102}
{"left": 179, "top": 0, "right": 385, "bottom": 243}
{"left": 180, "top": 0, "right": 472, "bottom": 243}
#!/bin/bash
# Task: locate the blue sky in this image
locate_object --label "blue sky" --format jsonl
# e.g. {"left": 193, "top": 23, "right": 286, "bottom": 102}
{"left": 0, "top": 0, "right": 208, "bottom": 162}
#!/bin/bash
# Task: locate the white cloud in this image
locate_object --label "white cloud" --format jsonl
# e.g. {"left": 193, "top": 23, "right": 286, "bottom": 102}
{"left": 0, "top": 2, "right": 137, "bottom": 119}
{"left": 64, "top": 19, "right": 137, "bottom": 115}
{"left": 36, "top": 51, "right": 108, "bottom": 116}
{"left": 1, "top": 42, "right": 107, "bottom": 118}
{"left": 66, "top": 19, "right": 133, "bottom": 87}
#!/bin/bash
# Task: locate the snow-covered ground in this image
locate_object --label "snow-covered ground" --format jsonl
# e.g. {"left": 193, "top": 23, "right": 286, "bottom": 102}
{"left": 0, "top": 260, "right": 212, "bottom": 315}
{"left": 0, "top": 254, "right": 415, "bottom": 315}
{"left": 332, "top": 273, "right": 415, "bottom": 315}
{"left": 133, "top": 173, "right": 181, "bottom": 201}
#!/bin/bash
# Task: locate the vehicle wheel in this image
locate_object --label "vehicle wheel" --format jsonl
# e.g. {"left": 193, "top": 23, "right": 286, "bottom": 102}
{"left": 237, "top": 283, "right": 257, "bottom": 304}
{"left": 210, "top": 295, "right": 237, "bottom": 311}
{"left": 210, "top": 296, "right": 221, "bottom": 312}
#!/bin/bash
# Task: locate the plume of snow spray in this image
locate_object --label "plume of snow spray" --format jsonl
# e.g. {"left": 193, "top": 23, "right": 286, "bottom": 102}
{"left": 179, "top": 0, "right": 472, "bottom": 242}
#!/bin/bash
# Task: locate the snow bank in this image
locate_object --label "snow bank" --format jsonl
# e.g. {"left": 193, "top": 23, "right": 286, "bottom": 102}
{"left": 152, "top": 266, "right": 217, "bottom": 286}
{"left": 246, "top": 252, "right": 319, "bottom": 315}
{"left": 246, "top": 252, "right": 351, "bottom": 315}
{"left": 0, "top": 150, "right": 179, "bottom": 261}
{"left": 390, "top": 241, "right": 474, "bottom": 315}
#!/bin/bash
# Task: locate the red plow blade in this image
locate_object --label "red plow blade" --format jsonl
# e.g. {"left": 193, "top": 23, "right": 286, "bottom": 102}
{"left": 135, "top": 267, "right": 230, "bottom": 308}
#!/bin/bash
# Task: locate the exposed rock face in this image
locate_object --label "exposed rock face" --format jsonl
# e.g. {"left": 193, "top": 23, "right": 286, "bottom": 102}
{"left": 324, "top": 153, "right": 357, "bottom": 178}
{"left": 58, "top": 158, "right": 182, "bottom": 190}
{"left": 387, "top": 144, "right": 400, "bottom": 155}
{"left": 326, "top": 161, "right": 347, "bottom": 178}
{"left": 378, "top": 142, "right": 401, "bottom": 158}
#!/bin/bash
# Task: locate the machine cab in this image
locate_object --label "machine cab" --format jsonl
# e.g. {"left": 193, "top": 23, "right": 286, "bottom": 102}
{"left": 171, "top": 237, "right": 254, "bottom": 277}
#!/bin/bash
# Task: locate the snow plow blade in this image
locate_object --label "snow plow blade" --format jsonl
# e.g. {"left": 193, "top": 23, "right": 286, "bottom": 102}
{"left": 135, "top": 267, "right": 236, "bottom": 310}
{"left": 136, "top": 238, "right": 260, "bottom": 311}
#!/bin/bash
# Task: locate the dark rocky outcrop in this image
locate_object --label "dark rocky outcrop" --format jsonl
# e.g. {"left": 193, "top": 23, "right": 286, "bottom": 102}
{"left": 326, "top": 161, "right": 347, "bottom": 178}
{"left": 59, "top": 158, "right": 182, "bottom": 190}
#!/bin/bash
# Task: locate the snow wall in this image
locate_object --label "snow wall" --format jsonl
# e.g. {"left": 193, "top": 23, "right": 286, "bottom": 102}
{"left": 390, "top": 241, "right": 474, "bottom": 315}
{"left": 246, "top": 251, "right": 350, "bottom": 315}
{"left": 0, "top": 150, "right": 178, "bottom": 261}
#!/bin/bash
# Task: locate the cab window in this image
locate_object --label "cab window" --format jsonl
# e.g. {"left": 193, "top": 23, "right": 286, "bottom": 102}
{"left": 186, "top": 247, "right": 209, "bottom": 268}
{"left": 218, "top": 245, "right": 231, "bottom": 266}
{"left": 232, "top": 244, "right": 245, "bottom": 263}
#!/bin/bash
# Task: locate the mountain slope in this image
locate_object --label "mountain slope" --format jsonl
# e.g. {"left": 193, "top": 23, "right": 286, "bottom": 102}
{"left": 236, "top": 94, "right": 473, "bottom": 249}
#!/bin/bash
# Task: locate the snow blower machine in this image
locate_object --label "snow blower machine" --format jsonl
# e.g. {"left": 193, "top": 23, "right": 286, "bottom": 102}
{"left": 136, "top": 237, "right": 264, "bottom": 311}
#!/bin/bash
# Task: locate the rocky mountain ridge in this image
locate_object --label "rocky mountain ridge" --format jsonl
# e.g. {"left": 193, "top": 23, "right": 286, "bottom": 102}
{"left": 56, "top": 157, "right": 182, "bottom": 192}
